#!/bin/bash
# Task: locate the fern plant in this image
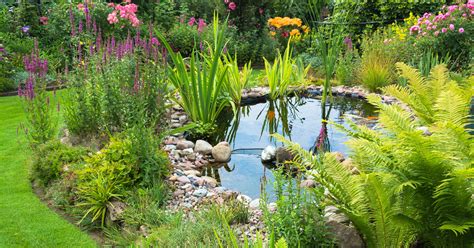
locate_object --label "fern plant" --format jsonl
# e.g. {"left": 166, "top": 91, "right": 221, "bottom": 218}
{"left": 275, "top": 63, "right": 474, "bottom": 247}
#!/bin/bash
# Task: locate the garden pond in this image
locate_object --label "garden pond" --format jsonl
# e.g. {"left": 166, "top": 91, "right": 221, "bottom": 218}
{"left": 199, "top": 93, "right": 378, "bottom": 200}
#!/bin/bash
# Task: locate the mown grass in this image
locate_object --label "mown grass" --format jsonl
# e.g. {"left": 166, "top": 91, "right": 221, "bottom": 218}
{"left": 0, "top": 94, "right": 96, "bottom": 247}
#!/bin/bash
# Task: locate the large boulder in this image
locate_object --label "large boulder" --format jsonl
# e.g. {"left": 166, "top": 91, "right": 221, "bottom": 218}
{"left": 276, "top": 147, "right": 294, "bottom": 163}
{"left": 326, "top": 221, "right": 364, "bottom": 248}
{"left": 261, "top": 145, "right": 276, "bottom": 162}
{"left": 195, "top": 140, "right": 213, "bottom": 155}
{"left": 212, "top": 142, "right": 231, "bottom": 162}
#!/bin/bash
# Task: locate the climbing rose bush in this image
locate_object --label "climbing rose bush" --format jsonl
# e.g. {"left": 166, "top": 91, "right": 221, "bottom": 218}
{"left": 107, "top": 0, "right": 140, "bottom": 27}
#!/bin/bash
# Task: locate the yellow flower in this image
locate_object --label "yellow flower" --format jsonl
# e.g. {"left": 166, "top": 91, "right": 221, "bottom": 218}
{"left": 290, "top": 29, "right": 300, "bottom": 36}
{"left": 270, "top": 31, "right": 276, "bottom": 36}
{"left": 302, "top": 25, "right": 310, "bottom": 34}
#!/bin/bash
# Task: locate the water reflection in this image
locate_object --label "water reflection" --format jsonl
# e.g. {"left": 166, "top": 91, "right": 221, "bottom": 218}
{"left": 203, "top": 95, "right": 377, "bottom": 199}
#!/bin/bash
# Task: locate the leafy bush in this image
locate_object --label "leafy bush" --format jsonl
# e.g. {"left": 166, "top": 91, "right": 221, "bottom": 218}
{"left": 275, "top": 63, "right": 474, "bottom": 247}
{"left": 31, "top": 140, "right": 88, "bottom": 187}
{"left": 262, "top": 170, "right": 333, "bottom": 247}
{"left": 406, "top": 2, "right": 473, "bottom": 70}
{"left": 126, "top": 125, "right": 170, "bottom": 187}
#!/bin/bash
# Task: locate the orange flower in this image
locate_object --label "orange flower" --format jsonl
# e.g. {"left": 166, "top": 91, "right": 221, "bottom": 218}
{"left": 290, "top": 29, "right": 300, "bottom": 36}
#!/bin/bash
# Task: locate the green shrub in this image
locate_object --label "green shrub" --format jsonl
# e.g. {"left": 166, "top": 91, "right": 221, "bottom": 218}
{"left": 127, "top": 125, "right": 170, "bottom": 187}
{"left": 275, "top": 63, "right": 474, "bottom": 247}
{"left": 166, "top": 22, "right": 201, "bottom": 57}
{"left": 121, "top": 183, "right": 169, "bottom": 229}
{"left": 75, "top": 138, "right": 139, "bottom": 226}
{"left": 30, "top": 140, "right": 88, "bottom": 187}
{"left": 262, "top": 169, "right": 333, "bottom": 247}
{"left": 336, "top": 49, "right": 359, "bottom": 86}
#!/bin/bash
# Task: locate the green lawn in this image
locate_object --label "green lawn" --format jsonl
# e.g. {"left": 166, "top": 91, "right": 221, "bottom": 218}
{"left": 0, "top": 95, "right": 96, "bottom": 247}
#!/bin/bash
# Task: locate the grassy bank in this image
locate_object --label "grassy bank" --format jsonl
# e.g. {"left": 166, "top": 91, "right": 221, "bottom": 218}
{"left": 0, "top": 95, "right": 96, "bottom": 247}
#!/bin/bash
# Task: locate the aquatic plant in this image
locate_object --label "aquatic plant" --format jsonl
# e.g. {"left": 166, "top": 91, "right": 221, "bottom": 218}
{"left": 157, "top": 14, "right": 234, "bottom": 130}
{"left": 263, "top": 39, "right": 309, "bottom": 100}
{"left": 275, "top": 63, "right": 474, "bottom": 247}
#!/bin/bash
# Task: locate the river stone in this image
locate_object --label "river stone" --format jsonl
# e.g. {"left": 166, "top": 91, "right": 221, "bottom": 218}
{"left": 237, "top": 194, "right": 252, "bottom": 204}
{"left": 195, "top": 140, "right": 213, "bottom": 155}
{"left": 276, "top": 147, "right": 294, "bottom": 163}
{"left": 261, "top": 145, "right": 276, "bottom": 162}
{"left": 164, "top": 144, "right": 177, "bottom": 151}
{"left": 177, "top": 176, "right": 191, "bottom": 184}
{"left": 201, "top": 176, "right": 218, "bottom": 187}
{"left": 193, "top": 188, "right": 208, "bottom": 197}
{"left": 177, "top": 140, "right": 194, "bottom": 150}
{"left": 181, "top": 148, "right": 194, "bottom": 156}
{"left": 249, "top": 198, "right": 261, "bottom": 210}
{"left": 327, "top": 221, "right": 364, "bottom": 248}
{"left": 184, "top": 170, "right": 201, "bottom": 177}
{"left": 331, "top": 152, "right": 345, "bottom": 162}
{"left": 300, "top": 179, "right": 317, "bottom": 188}
{"left": 417, "top": 126, "right": 432, "bottom": 136}
{"left": 107, "top": 201, "right": 127, "bottom": 222}
{"left": 212, "top": 142, "right": 231, "bottom": 162}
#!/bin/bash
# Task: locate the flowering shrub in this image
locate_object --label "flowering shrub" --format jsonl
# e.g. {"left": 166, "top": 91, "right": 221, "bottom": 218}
{"left": 409, "top": 1, "right": 472, "bottom": 37}
{"left": 107, "top": 0, "right": 140, "bottom": 27}
{"left": 407, "top": 0, "right": 473, "bottom": 69}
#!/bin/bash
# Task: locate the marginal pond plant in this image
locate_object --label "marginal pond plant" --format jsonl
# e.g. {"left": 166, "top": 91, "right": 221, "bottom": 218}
{"left": 264, "top": 39, "right": 308, "bottom": 100}
{"left": 157, "top": 14, "right": 234, "bottom": 131}
{"left": 275, "top": 63, "right": 474, "bottom": 247}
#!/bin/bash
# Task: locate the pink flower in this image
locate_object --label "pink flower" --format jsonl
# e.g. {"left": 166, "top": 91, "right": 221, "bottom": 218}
{"left": 409, "top": 25, "right": 420, "bottom": 34}
{"left": 259, "top": 8, "right": 264, "bottom": 15}
{"left": 224, "top": 0, "right": 229, "bottom": 3}
{"left": 459, "top": 28, "right": 465, "bottom": 33}
{"left": 107, "top": 11, "right": 119, "bottom": 24}
{"left": 197, "top": 18, "right": 206, "bottom": 33}
{"left": 432, "top": 25, "right": 437, "bottom": 30}
{"left": 441, "top": 28, "right": 447, "bottom": 33}
{"left": 188, "top": 17, "right": 196, "bottom": 26}
{"left": 77, "top": 3, "right": 84, "bottom": 11}
{"left": 449, "top": 24, "right": 455, "bottom": 30}
{"left": 123, "top": 0, "right": 132, "bottom": 3}
{"left": 39, "top": 16, "right": 48, "bottom": 25}
{"left": 107, "top": 2, "right": 115, "bottom": 8}
{"left": 151, "top": 37, "right": 160, "bottom": 46}
{"left": 228, "top": 2, "right": 237, "bottom": 11}
{"left": 434, "top": 31, "right": 440, "bottom": 36}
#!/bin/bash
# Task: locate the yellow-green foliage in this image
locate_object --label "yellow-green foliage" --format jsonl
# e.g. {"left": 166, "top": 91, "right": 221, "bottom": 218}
{"left": 275, "top": 63, "right": 474, "bottom": 247}
{"left": 76, "top": 138, "right": 138, "bottom": 226}
{"left": 357, "top": 32, "right": 395, "bottom": 92}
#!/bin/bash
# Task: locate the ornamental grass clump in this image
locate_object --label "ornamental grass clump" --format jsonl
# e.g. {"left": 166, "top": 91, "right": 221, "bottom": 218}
{"left": 18, "top": 41, "right": 58, "bottom": 147}
{"left": 275, "top": 63, "right": 474, "bottom": 247}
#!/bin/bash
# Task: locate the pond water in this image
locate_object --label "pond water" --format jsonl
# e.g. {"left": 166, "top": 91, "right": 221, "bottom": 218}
{"left": 200, "top": 95, "right": 377, "bottom": 200}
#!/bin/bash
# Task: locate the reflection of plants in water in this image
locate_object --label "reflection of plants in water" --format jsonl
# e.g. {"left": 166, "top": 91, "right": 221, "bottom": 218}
{"left": 310, "top": 121, "right": 330, "bottom": 154}
{"left": 331, "top": 97, "right": 377, "bottom": 123}
{"left": 257, "top": 97, "right": 306, "bottom": 142}
{"left": 200, "top": 163, "right": 235, "bottom": 184}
